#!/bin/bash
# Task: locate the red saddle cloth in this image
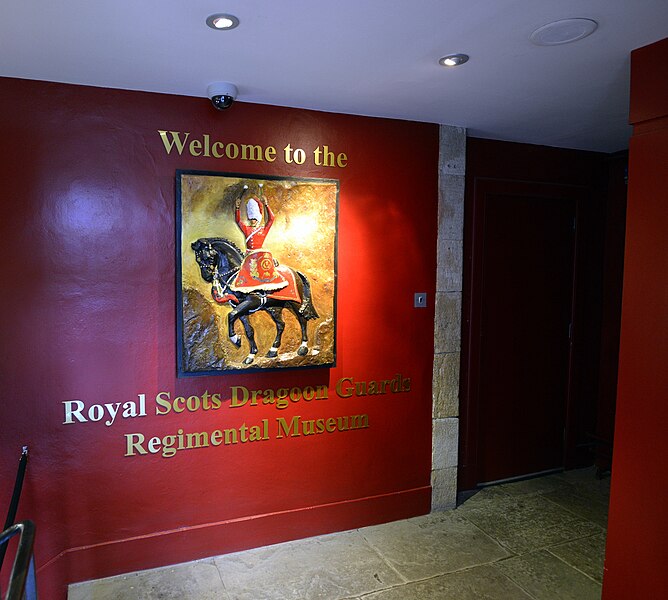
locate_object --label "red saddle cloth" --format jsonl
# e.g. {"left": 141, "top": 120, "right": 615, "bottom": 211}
{"left": 231, "top": 250, "right": 287, "bottom": 292}
{"left": 267, "top": 267, "right": 300, "bottom": 302}
{"left": 212, "top": 264, "right": 301, "bottom": 304}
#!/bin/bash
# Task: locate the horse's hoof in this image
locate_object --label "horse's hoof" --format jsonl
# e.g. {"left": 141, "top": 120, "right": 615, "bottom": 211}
{"left": 230, "top": 334, "right": 241, "bottom": 348}
{"left": 243, "top": 354, "right": 256, "bottom": 365}
{"left": 297, "top": 344, "right": 308, "bottom": 356}
{"left": 266, "top": 348, "right": 278, "bottom": 358}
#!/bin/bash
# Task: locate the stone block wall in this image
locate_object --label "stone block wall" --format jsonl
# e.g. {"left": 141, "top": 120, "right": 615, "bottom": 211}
{"left": 431, "top": 125, "right": 465, "bottom": 510}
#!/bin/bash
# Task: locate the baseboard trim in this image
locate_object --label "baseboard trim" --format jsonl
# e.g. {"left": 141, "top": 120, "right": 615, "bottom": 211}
{"left": 37, "top": 485, "right": 431, "bottom": 598}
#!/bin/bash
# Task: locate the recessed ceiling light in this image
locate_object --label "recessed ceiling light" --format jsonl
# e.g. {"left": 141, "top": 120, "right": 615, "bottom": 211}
{"left": 206, "top": 14, "right": 240, "bottom": 30}
{"left": 439, "top": 54, "right": 469, "bottom": 67}
{"left": 530, "top": 18, "right": 598, "bottom": 46}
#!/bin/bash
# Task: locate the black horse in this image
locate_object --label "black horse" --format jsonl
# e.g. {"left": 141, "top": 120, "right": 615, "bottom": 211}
{"left": 191, "top": 237, "right": 319, "bottom": 365}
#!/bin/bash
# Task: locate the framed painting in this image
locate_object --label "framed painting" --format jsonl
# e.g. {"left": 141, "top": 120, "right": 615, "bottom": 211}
{"left": 176, "top": 170, "right": 338, "bottom": 375}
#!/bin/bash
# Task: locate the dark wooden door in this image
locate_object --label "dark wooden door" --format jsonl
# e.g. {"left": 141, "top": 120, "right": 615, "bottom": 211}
{"left": 476, "top": 192, "right": 576, "bottom": 484}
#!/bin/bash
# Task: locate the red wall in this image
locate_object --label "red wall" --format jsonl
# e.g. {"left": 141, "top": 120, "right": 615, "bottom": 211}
{"left": 603, "top": 37, "right": 668, "bottom": 599}
{"left": 0, "top": 77, "right": 439, "bottom": 597}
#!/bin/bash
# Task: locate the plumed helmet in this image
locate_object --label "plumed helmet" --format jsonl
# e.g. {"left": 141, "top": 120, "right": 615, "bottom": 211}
{"left": 246, "top": 197, "right": 263, "bottom": 222}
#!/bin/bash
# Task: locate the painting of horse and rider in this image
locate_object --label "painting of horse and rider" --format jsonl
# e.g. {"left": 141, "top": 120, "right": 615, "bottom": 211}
{"left": 176, "top": 170, "right": 338, "bottom": 374}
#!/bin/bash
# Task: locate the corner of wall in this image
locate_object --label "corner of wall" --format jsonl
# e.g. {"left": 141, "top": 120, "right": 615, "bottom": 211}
{"left": 431, "top": 125, "right": 465, "bottom": 511}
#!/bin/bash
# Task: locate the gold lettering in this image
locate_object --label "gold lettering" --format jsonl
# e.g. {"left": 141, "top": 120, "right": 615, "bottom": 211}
{"left": 314, "top": 145, "right": 347, "bottom": 168}
{"left": 241, "top": 144, "right": 263, "bottom": 161}
{"left": 189, "top": 139, "right": 202, "bottom": 156}
{"left": 212, "top": 141, "right": 224, "bottom": 158}
{"left": 337, "top": 153, "right": 348, "bottom": 168}
{"left": 125, "top": 433, "right": 147, "bottom": 456}
{"left": 224, "top": 428, "right": 238, "bottom": 444}
{"left": 88, "top": 405, "right": 104, "bottom": 422}
{"left": 263, "top": 389, "right": 276, "bottom": 405}
{"left": 350, "top": 414, "right": 369, "bottom": 429}
{"left": 63, "top": 400, "right": 85, "bottom": 424}
{"left": 336, "top": 377, "right": 354, "bottom": 398}
{"left": 276, "top": 388, "right": 289, "bottom": 410}
{"left": 162, "top": 435, "right": 177, "bottom": 457}
{"left": 122, "top": 400, "right": 138, "bottom": 419}
{"left": 186, "top": 431, "right": 209, "bottom": 448}
{"left": 391, "top": 376, "right": 401, "bottom": 393}
{"left": 231, "top": 385, "right": 249, "bottom": 407}
{"left": 276, "top": 416, "right": 300, "bottom": 438}
{"left": 186, "top": 395, "right": 200, "bottom": 412}
{"left": 158, "top": 132, "right": 288, "bottom": 164}
{"left": 147, "top": 436, "right": 161, "bottom": 453}
{"left": 158, "top": 130, "right": 189, "bottom": 155}
{"left": 155, "top": 391, "right": 172, "bottom": 415}
{"left": 227, "top": 142, "right": 239, "bottom": 159}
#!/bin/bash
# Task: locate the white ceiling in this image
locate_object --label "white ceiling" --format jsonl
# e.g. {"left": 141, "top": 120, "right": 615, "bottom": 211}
{"left": 2, "top": 1, "right": 667, "bottom": 153}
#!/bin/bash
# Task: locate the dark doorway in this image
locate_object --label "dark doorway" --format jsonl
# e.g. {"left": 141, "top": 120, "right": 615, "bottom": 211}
{"left": 459, "top": 138, "right": 624, "bottom": 492}
{"left": 475, "top": 191, "right": 576, "bottom": 483}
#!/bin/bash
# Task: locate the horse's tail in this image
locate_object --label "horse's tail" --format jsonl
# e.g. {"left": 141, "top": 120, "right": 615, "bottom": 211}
{"left": 296, "top": 271, "right": 319, "bottom": 320}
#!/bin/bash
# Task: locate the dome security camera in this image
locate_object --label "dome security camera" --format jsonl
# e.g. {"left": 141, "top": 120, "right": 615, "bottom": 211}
{"left": 207, "top": 82, "right": 238, "bottom": 110}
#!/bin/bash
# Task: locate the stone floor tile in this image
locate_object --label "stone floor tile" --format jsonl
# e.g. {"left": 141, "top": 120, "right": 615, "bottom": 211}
{"left": 496, "top": 474, "right": 572, "bottom": 497}
{"left": 577, "top": 477, "right": 611, "bottom": 497}
{"left": 553, "top": 467, "right": 599, "bottom": 483}
{"left": 361, "top": 564, "right": 534, "bottom": 600}
{"left": 542, "top": 485, "right": 609, "bottom": 527}
{"left": 548, "top": 533, "right": 607, "bottom": 583}
{"left": 360, "top": 511, "right": 510, "bottom": 582}
{"left": 68, "top": 559, "right": 227, "bottom": 600}
{"left": 213, "top": 531, "right": 402, "bottom": 600}
{"left": 457, "top": 491, "right": 603, "bottom": 554}
{"left": 497, "top": 549, "right": 602, "bottom": 600}
{"left": 456, "top": 485, "right": 509, "bottom": 507}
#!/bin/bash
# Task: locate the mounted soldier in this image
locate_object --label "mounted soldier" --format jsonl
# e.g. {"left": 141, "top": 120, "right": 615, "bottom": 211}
{"left": 210, "top": 185, "right": 288, "bottom": 305}
{"left": 231, "top": 186, "right": 288, "bottom": 294}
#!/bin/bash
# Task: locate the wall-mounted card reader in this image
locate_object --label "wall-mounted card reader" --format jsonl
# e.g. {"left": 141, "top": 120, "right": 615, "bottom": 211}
{"left": 414, "top": 292, "right": 427, "bottom": 308}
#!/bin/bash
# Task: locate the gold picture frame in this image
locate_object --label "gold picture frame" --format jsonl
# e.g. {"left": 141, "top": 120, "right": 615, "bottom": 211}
{"left": 176, "top": 170, "right": 338, "bottom": 374}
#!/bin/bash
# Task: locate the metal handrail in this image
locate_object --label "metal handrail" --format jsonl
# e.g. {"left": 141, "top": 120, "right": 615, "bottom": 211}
{"left": 0, "top": 521, "right": 37, "bottom": 600}
{"left": 0, "top": 447, "right": 28, "bottom": 572}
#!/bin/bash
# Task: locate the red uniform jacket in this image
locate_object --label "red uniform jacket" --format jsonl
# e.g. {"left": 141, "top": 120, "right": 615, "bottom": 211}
{"left": 231, "top": 203, "right": 287, "bottom": 293}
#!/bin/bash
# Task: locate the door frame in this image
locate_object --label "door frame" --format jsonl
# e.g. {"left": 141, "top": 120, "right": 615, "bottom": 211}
{"left": 458, "top": 177, "right": 587, "bottom": 490}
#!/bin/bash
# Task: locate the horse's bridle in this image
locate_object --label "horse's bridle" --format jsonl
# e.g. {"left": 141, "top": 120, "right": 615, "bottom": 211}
{"left": 205, "top": 243, "right": 238, "bottom": 288}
